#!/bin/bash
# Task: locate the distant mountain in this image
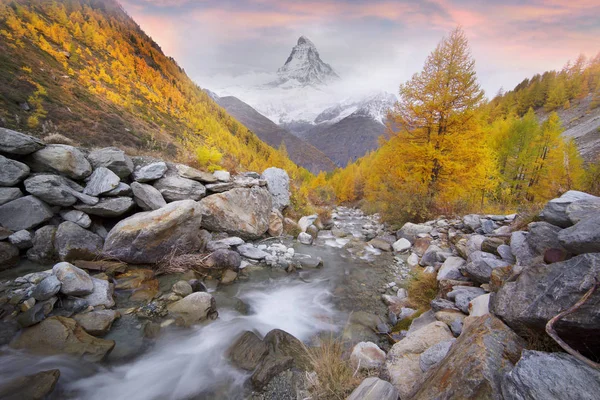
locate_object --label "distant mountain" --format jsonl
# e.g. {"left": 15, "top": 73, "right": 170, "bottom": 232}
{"left": 275, "top": 36, "right": 339, "bottom": 87}
{"left": 209, "top": 92, "right": 336, "bottom": 173}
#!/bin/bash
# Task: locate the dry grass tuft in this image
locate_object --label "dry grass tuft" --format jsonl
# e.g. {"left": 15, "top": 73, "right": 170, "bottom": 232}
{"left": 308, "top": 336, "right": 364, "bottom": 400}
{"left": 42, "top": 133, "right": 77, "bottom": 146}
{"left": 520, "top": 327, "right": 564, "bottom": 353}
{"left": 405, "top": 269, "right": 439, "bottom": 311}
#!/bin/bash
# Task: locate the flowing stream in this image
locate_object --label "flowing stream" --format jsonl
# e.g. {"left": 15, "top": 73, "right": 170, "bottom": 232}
{"left": 0, "top": 208, "right": 401, "bottom": 399}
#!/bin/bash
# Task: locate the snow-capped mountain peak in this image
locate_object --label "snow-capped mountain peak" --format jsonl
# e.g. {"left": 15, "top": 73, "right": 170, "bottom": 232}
{"left": 314, "top": 91, "right": 397, "bottom": 125}
{"left": 276, "top": 36, "right": 339, "bottom": 87}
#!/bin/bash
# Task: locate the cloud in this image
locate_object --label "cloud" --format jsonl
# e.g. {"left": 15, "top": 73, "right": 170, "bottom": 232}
{"left": 120, "top": 0, "right": 600, "bottom": 96}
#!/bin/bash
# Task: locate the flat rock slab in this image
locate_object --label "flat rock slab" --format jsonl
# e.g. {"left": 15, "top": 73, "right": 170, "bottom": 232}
{"left": 153, "top": 175, "right": 206, "bottom": 201}
{"left": 0, "top": 187, "right": 23, "bottom": 206}
{"left": 26, "top": 144, "right": 92, "bottom": 180}
{"left": 0, "top": 128, "right": 44, "bottom": 154}
{"left": 130, "top": 182, "right": 166, "bottom": 211}
{"left": 54, "top": 222, "right": 103, "bottom": 262}
{"left": 83, "top": 167, "right": 120, "bottom": 196}
{"left": 24, "top": 174, "right": 98, "bottom": 207}
{"left": 0, "top": 369, "right": 60, "bottom": 400}
{"left": 0, "top": 195, "right": 54, "bottom": 231}
{"left": 87, "top": 147, "right": 134, "bottom": 179}
{"left": 75, "top": 197, "right": 134, "bottom": 217}
{"left": 0, "top": 155, "right": 29, "bottom": 186}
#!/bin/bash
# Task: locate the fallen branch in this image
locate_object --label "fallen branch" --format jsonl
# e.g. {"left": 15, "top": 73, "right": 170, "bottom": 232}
{"left": 545, "top": 278, "right": 600, "bottom": 369}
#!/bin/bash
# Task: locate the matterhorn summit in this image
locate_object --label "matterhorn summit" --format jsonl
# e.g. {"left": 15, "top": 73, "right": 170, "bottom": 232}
{"left": 276, "top": 36, "right": 339, "bottom": 86}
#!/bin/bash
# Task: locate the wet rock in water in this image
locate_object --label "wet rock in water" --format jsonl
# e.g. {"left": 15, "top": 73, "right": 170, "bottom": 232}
{"left": 263, "top": 329, "right": 312, "bottom": 371}
{"left": 82, "top": 277, "right": 115, "bottom": 308}
{"left": 204, "top": 249, "right": 241, "bottom": 270}
{"left": 228, "top": 330, "right": 269, "bottom": 371}
{"left": 490, "top": 253, "right": 600, "bottom": 357}
{"left": 131, "top": 161, "right": 167, "bottom": 182}
{"left": 410, "top": 315, "right": 524, "bottom": 400}
{"left": 261, "top": 167, "right": 290, "bottom": 211}
{"left": 0, "top": 369, "right": 60, "bottom": 400}
{"left": 27, "top": 225, "right": 58, "bottom": 264}
{"left": 189, "top": 279, "right": 207, "bottom": 293}
{"left": 83, "top": 167, "right": 120, "bottom": 196}
{"left": 501, "top": 350, "right": 600, "bottom": 400}
{"left": 0, "top": 155, "right": 29, "bottom": 186}
{"left": 60, "top": 210, "right": 92, "bottom": 228}
{"left": 297, "top": 232, "right": 313, "bottom": 245}
{"left": 350, "top": 341, "right": 386, "bottom": 371}
{"left": 153, "top": 175, "right": 206, "bottom": 202}
{"left": 251, "top": 354, "right": 294, "bottom": 391}
{"left": 558, "top": 214, "right": 600, "bottom": 254}
{"left": 53, "top": 262, "right": 94, "bottom": 296}
{"left": 0, "top": 187, "right": 23, "bottom": 206}
{"left": 32, "top": 275, "right": 62, "bottom": 301}
{"left": 60, "top": 297, "right": 89, "bottom": 314}
{"left": 54, "top": 221, "right": 103, "bottom": 262}
{"left": 0, "top": 196, "right": 54, "bottom": 231}
{"left": 75, "top": 197, "right": 135, "bottom": 218}
{"left": 73, "top": 310, "right": 119, "bottom": 336}
{"left": 172, "top": 280, "right": 193, "bottom": 297}
{"left": 297, "top": 215, "right": 317, "bottom": 233}
{"left": 237, "top": 243, "right": 268, "bottom": 260}
{"left": 175, "top": 164, "right": 217, "bottom": 183}
{"left": 206, "top": 236, "right": 244, "bottom": 251}
{"left": 87, "top": 147, "right": 134, "bottom": 179}
{"left": 103, "top": 200, "right": 203, "bottom": 264}
{"left": 16, "top": 298, "right": 56, "bottom": 328}
{"left": 369, "top": 237, "right": 392, "bottom": 252}
{"left": 419, "top": 338, "right": 455, "bottom": 372}
{"left": 200, "top": 187, "right": 272, "bottom": 240}
{"left": 539, "top": 190, "right": 599, "bottom": 228}
{"left": 298, "top": 256, "right": 322, "bottom": 269}
{"left": 220, "top": 269, "right": 238, "bottom": 285}
{"left": 0, "top": 127, "right": 44, "bottom": 154}
{"left": 0, "top": 321, "right": 19, "bottom": 345}
{"left": 10, "top": 316, "right": 115, "bottom": 362}
{"left": 268, "top": 209, "right": 284, "bottom": 237}
{"left": 167, "top": 292, "right": 216, "bottom": 325}
{"left": 130, "top": 182, "right": 166, "bottom": 211}
{"left": 383, "top": 321, "right": 454, "bottom": 398}
{"left": 24, "top": 174, "right": 96, "bottom": 207}
{"left": 396, "top": 222, "right": 432, "bottom": 244}
{"left": 347, "top": 377, "right": 399, "bottom": 400}
{"left": 26, "top": 144, "right": 92, "bottom": 180}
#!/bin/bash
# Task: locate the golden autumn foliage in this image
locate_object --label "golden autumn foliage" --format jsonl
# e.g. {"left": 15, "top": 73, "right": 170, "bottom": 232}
{"left": 327, "top": 27, "right": 590, "bottom": 225}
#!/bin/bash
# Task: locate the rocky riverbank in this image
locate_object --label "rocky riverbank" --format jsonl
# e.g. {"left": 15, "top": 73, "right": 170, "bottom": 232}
{"left": 1, "top": 126, "right": 600, "bottom": 399}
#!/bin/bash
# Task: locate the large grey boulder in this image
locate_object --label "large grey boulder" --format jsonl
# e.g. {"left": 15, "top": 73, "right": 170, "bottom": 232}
{"left": 0, "top": 155, "right": 29, "bottom": 186}
{"left": 558, "top": 214, "right": 600, "bottom": 254}
{"left": 131, "top": 161, "right": 167, "bottom": 182}
{"left": 73, "top": 310, "right": 119, "bottom": 336}
{"left": 75, "top": 197, "right": 134, "bottom": 217}
{"left": 82, "top": 277, "right": 115, "bottom": 308}
{"left": 83, "top": 167, "right": 120, "bottom": 196}
{"left": 411, "top": 315, "right": 525, "bottom": 400}
{"left": 0, "top": 187, "right": 23, "bottom": 205}
{"left": 0, "top": 369, "right": 60, "bottom": 400}
{"left": 0, "top": 242, "right": 19, "bottom": 270}
{"left": 526, "top": 221, "right": 565, "bottom": 256}
{"left": 0, "top": 196, "right": 54, "bottom": 231}
{"left": 501, "top": 350, "right": 600, "bottom": 400}
{"left": 26, "top": 144, "right": 92, "bottom": 180}
{"left": 130, "top": 182, "right": 166, "bottom": 211}
{"left": 24, "top": 174, "right": 98, "bottom": 206}
{"left": 103, "top": 200, "right": 203, "bottom": 264}
{"left": 261, "top": 167, "right": 290, "bottom": 211}
{"left": 26, "top": 225, "right": 58, "bottom": 263}
{"left": 153, "top": 175, "right": 206, "bottom": 202}
{"left": 0, "top": 128, "right": 44, "bottom": 154}
{"left": 347, "top": 377, "right": 399, "bottom": 400}
{"left": 491, "top": 253, "right": 600, "bottom": 356}
{"left": 396, "top": 222, "right": 432, "bottom": 243}
{"left": 32, "top": 275, "right": 62, "bottom": 301}
{"left": 54, "top": 222, "right": 104, "bottom": 262}
{"left": 566, "top": 198, "right": 600, "bottom": 225}
{"left": 463, "top": 214, "right": 482, "bottom": 232}
{"left": 539, "top": 190, "right": 599, "bottom": 228}
{"left": 510, "top": 231, "right": 537, "bottom": 266}
{"left": 87, "top": 147, "right": 134, "bottom": 179}
{"left": 236, "top": 243, "right": 268, "bottom": 260}
{"left": 200, "top": 187, "right": 271, "bottom": 240}
{"left": 53, "top": 262, "right": 94, "bottom": 296}
{"left": 175, "top": 164, "right": 217, "bottom": 183}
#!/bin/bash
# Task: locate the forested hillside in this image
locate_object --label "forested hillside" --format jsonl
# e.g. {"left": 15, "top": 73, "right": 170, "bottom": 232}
{"left": 0, "top": 0, "right": 309, "bottom": 178}
{"left": 321, "top": 29, "right": 599, "bottom": 225}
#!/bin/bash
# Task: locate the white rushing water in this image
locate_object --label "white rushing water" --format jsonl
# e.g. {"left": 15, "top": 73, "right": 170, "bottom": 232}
{"left": 0, "top": 276, "right": 339, "bottom": 400}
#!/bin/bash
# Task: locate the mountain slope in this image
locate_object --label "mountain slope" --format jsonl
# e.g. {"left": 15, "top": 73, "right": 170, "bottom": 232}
{"left": 305, "top": 114, "right": 388, "bottom": 167}
{"left": 0, "top": 0, "right": 304, "bottom": 175}
{"left": 210, "top": 93, "right": 336, "bottom": 173}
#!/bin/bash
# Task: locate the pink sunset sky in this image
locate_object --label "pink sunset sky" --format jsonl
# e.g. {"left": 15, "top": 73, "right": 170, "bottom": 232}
{"left": 120, "top": 0, "right": 600, "bottom": 96}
